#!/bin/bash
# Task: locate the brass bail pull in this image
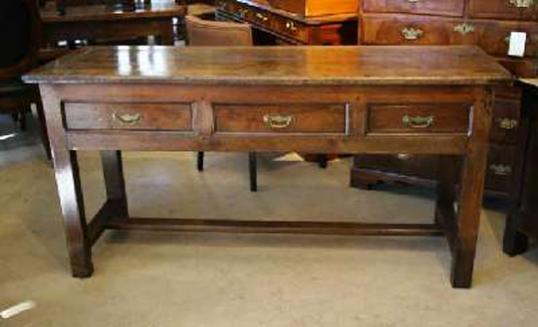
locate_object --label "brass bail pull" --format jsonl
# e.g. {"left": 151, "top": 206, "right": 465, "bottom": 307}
{"left": 113, "top": 112, "right": 143, "bottom": 125}
{"left": 402, "top": 115, "right": 434, "bottom": 129}
{"left": 263, "top": 114, "right": 294, "bottom": 129}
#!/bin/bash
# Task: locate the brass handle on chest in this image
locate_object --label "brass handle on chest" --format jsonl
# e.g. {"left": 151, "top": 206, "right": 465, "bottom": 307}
{"left": 401, "top": 27, "right": 424, "bottom": 41}
{"left": 113, "top": 112, "right": 143, "bottom": 125}
{"left": 497, "top": 118, "right": 519, "bottom": 130}
{"left": 454, "top": 23, "right": 475, "bottom": 35}
{"left": 489, "top": 164, "right": 512, "bottom": 176}
{"left": 256, "top": 12, "right": 269, "bottom": 21}
{"left": 402, "top": 115, "right": 434, "bottom": 129}
{"left": 507, "top": 0, "right": 534, "bottom": 8}
{"left": 263, "top": 114, "right": 294, "bottom": 129}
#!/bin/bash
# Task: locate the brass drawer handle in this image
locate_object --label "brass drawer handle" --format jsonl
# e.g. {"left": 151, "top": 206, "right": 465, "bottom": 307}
{"left": 402, "top": 115, "right": 434, "bottom": 129}
{"left": 454, "top": 23, "right": 475, "bottom": 35}
{"left": 263, "top": 114, "right": 294, "bottom": 129}
{"left": 497, "top": 118, "right": 519, "bottom": 130}
{"left": 113, "top": 112, "right": 143, "bottom": 125}
{"left": 401, "top": 27, "right": 424, "bottom": 41}
{"left": 407, "top": 0, "right": 421, "bottom": 3}
{"left": 256, "top": 12, "right": 269, "bottom": 21}
{"left": 489, "top": 164, "right": 512, "bottom": 176}
{"left": 507, "top": 0, "right": 534, "bottom": 8}
{"left": 286, "top": 21, "right": 298, "bottom": 31}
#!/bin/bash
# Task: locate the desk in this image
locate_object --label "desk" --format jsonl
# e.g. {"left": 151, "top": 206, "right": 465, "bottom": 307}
{"left": 503, "top": 79, "right": 538, "bottom": 255}
{"left": 24, "top": 45, "right": 510, "bottom": 288}
{"left": 40, "top": 1, "right": 187, "bottom": 47}
{"left": 216, "top": 0, "right": 357, "bottom": 45}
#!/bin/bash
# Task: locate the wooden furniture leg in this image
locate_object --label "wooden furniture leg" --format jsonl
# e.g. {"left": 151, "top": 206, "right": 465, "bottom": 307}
{"left": 101, "top": 150, "right": 129, "bottom": 218}
{"left": 249, "top": 152, "right": 257, "bottom": 192}
{"left": 503, "top": 215, "right": 529, "bottom": 255}
{"left": 197, "top": 151, "right": 204, "bottom": 171}
{"left": 40, "top": 85, "right": 93, "bottom": 277}
{"left": 450, "top": 93, "right": 492, "bottom": 288}
{"left": 34, "top": 94, "right": 52, "bottom": 160}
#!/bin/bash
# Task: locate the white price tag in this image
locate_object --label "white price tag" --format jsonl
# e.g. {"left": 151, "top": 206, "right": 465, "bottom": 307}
{"left": 508, "top": 32, "right": 527, "bottom": 57}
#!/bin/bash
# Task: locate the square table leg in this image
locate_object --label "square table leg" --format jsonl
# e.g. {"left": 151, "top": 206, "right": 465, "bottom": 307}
{"left": 450, "top": 92, "right": 492, "bottom": 288}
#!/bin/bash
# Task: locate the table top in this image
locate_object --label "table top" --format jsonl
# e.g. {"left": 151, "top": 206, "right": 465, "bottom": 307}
{"left": 24, "top": 45, "right": 512, "bottom": 86}
{"left": 40, "top": 0, "right": 186, "bottom": 23}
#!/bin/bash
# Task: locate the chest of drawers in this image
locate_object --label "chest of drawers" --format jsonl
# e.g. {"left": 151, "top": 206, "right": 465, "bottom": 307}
{"left": 352, "top": 0, "right": 538, "bottom": 197}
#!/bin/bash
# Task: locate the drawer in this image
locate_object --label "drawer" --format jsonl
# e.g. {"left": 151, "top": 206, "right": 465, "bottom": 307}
{"left": 474, "top": 21, "right": 538, "bottom": 58}
{"left": 363, "top": 0, "right": 464, "bottom": 17}
{"left": 64, "top": 103, "right": 193, "bottom": 131}
{"left": 361, "top": 14, "right": 478, "bottom": 45}
{"left": 485, "top": 144, "right": 516, "bottom": 193}
{"left": 469, "top": 0, "right": 538, "bottom": 21}
{"left": 366, "top": 103, "right": 471, "bottom": 134}
{"left": 490, "top": 96, "right": 521, "bottom": 144}
{"left": 213, "top": 103, "right": 348, "bottom": 134}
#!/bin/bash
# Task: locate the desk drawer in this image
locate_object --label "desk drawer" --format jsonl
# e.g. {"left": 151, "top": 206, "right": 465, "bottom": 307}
{"left": 214, "top": 103, "right": 347, "bottom": 134}
{"left": 366, "top": 103, "right": 471, "bottom": 134}
{"left": 363, "top": 0, "right": 464, "bottom": 17}
{"left": 469, "top": 0, "right": 538, "bottom": 21}
{"left": 64, "top": 103, "right": 193, "bottom": 131}
{"left": 361, "top": 14, "right": 477, "bottom": 45}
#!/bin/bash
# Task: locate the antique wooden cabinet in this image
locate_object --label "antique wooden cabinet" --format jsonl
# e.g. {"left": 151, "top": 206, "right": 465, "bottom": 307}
{"left": 351, "top": 0, "right": 538, "bottom": 197}
{"left": 215, "top": 0, "right": 358, "bottom": 45}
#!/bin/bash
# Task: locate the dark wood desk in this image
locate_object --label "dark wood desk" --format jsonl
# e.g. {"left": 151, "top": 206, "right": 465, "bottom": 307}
{"left": 24, "top": 45, "right": 511, "bottom": 288}
{"left": 504, "top": 79, "right": 538, "bottom": 255}
{"left": 215, "top": 0, "right": 358, "bottom": 45}
{"left": 40, "top": 0, "right": 187, "bottom": 47}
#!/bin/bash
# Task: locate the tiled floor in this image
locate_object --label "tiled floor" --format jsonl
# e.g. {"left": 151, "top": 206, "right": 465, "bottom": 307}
{"left": 1, "top": 113, "right": 537, "bottom": 326}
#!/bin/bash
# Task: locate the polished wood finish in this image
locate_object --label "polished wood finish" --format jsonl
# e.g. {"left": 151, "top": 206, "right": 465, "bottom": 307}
{"left": 268, "top": 0, "right": 359, "bottom": 17}
{"left": 362, "top": 0, "right": 464, "bottom": 17}
{"left": 504, "top": 80, "right": 538, "bottom": 255}
{"left": 40, "top": 0, "right": 186, "bottom": 47}
{"left": 353, "top": 0, "right": 538, "bottom": 197}
{"left": 24, "top": 45, "right": 510, "bottom": 288}
{"left": 215, "top": 0, "right": 357, "bottom": 45}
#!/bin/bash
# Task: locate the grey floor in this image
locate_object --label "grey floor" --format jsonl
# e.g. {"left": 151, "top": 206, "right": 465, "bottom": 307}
{"left": 1, "top": 112, "right": 537, "bottom": 326}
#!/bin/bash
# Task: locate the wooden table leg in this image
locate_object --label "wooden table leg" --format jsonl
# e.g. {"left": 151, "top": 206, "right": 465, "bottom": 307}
{"left": 450, "top": 92, "right": 492, "bottom": 288}
{"left": 54, "top": 150, "right": 94, "bottom": 277}
{"left": 40, "top": 85, "right": 93, "bottom": 278}
{"left": 101, "top": 150, "right": 129, "bottom": 218}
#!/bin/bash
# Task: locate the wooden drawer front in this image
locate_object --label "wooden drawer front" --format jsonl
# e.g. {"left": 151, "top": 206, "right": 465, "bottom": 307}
{"left": 363, "top": 0, "right": 464, "bottom": 17}
{"left": 469, "top": 0, "right": 538, "bottom": 21}
{"left": 486, "top": 144, "right": 516, "bottom": 193}
{"left": 64, "top": 103, "right": 193, "bottom": 131}
{"left": 214, "top": 103, "right": 347, "bottom": 134}
{"left": 475, "top": 21, "right": 538, "bottom": 57}
{"left": 361, "top": 15, "right": 478, "bottom": 45}
{"left": 367, "top": 103, "right": 471, "bottom": 134}
{"left": 490, "top": 97, "right": 521, "bottom": 144}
